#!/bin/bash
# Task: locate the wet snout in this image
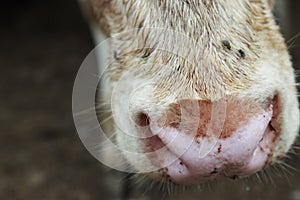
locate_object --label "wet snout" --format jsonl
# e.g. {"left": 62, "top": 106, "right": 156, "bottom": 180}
{"left": 135, "top": 97, "right": 280, "bottom": 184}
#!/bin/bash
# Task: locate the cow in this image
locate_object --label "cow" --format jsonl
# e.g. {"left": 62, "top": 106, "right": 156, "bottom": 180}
{"left": 75, "top": 0, "right": 299, "bottom": 196}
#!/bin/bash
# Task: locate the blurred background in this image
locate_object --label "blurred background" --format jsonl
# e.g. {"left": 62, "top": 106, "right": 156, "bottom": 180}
{"left": 1, "top": 0, "right": 299, "bottom": 199}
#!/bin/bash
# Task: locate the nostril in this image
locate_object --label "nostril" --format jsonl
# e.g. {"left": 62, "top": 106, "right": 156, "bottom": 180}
{"left": 135, "top": 112, "right": 150, "bottom": 127}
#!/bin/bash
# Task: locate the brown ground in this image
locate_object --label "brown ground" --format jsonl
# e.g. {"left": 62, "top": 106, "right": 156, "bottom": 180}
{"left": 1, "top": 0, "right": 300, "bottom": 200}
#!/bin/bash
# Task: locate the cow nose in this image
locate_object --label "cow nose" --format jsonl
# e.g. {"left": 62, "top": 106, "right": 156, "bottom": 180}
{"left": 136, "top": 98, "right": 277, "bottom": 184}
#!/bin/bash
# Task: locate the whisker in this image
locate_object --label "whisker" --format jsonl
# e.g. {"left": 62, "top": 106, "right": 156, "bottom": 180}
{"left": 131, "top": 174, "right": 144, "bottom": 186}
{"left": 291, "top": 146, "right": 300, "bottom": 150}
{"left": 281, "top": 162, "right": 297, "bottom": 172}
{"left": 273, "top": 164, "right": 284, "bottom": 177}
{"left": 255, "top": 172, "right": 263, "bottom": 184}
{"left": 286, "top": 32, "right": 300, "bottom": 44}
{"left": 260, "top": 169, "right": 269, "bottom": 184}
{"left": 73, "top": 102, "right": 111, "bottom": 117}
{"left": 99, "top": 131, "right": 118, "bottom": 144}
{"left": 265, "top": 168, "right": 276, "bottom": 186}
{"left": 146, "top": 178, "right": 156, "bottom": 194}
{"left": 274, "top": 164, "right": 294, "bottom": 185}
{"left": 95, "top": 101, "right": 111, "bottom": 108}
{"left": 287, "top": 31, "right": 300, "bottom": 49}
{"left": 73, "top": 107, "right": 98, "bottom": 116}
{"left": 100, "top": 115, "right": 114, "bottom": 126}
{"left": 278, "top": 163, "right": 292, "bottom": 184}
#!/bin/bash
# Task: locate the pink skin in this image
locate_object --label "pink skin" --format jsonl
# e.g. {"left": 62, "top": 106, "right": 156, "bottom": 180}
{"left": 142, "top": 101, "right": 276, "bottom": 185}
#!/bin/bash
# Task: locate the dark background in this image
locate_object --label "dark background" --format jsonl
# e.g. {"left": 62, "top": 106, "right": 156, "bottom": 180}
{"left": 1, "top": 0, "right": 300, "bottom": 199}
